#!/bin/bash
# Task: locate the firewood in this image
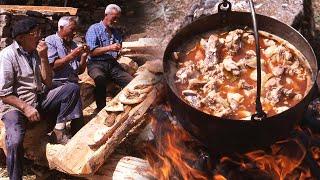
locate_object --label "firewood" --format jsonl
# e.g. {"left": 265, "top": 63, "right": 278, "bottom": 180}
{"left": 122, "top": 38, "right": 161, "bottom": 51}
{"left": 87, "top": 154, "right": 152, "bottom": 180}
{"left": 0, "top": 5, "right": 78, "bottom": 15}
{"left": 0, "top": 121, "right": 6, "bottom": 155}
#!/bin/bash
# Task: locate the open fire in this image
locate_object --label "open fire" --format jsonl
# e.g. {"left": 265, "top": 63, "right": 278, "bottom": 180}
{"left": 143, "top": 101, "right": 320, "bottom": 179}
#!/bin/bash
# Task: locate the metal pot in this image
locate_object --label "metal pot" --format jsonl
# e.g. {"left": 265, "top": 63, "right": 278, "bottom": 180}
{"left": 163, "top": 0, "right": 318, "bottom": 154}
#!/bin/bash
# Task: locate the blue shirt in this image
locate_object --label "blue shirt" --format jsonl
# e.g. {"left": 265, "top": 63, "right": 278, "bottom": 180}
{"left": 45, "top": 33, "right": 80, "bottom": 82}
{"left": 85, "top": 21, "right": 122, "bottom": 61}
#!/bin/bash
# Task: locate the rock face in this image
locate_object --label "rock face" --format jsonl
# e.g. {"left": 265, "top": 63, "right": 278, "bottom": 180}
{"left": 194, "top": 0, "right": 304, "bottom": 25}
{"left": 158, "top": 0, "right": 320, "bottom": 68}
{"left": 0, "top": 10, "right": 11, "bottom": 49}
{"left": 310, "top": 0, "right": 320, "bottom": 66}
{"left": 159, "top": 0, "right": 307, "bottom": 45}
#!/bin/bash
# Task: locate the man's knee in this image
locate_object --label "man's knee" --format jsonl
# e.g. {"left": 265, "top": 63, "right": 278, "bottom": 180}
{"left": 94, "top": 75, "right": 107, "bottom": 86}
{"left": 62, "top": 83, "right": 80, "bottom": 95}
{"left": 6, "top": 132, "right": 24, "bottom": 150}
{"left": 116, "top": 72, "right": 133, "bottom": 88}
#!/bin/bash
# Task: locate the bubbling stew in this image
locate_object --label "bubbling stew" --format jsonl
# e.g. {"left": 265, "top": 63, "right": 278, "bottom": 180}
{"left": 174, "top": 28, "right": 312, "bottom": 120}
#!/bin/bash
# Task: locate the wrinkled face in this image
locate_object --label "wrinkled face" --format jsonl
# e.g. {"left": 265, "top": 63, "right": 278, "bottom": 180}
{"left": 59, "top": 21, "right": 77, "bottom": 41}
{"left": 19, "top": 26, "right": 42, "bottom": 50}
{"left": 104, "top": 9, "right": 121, "bottom": 26}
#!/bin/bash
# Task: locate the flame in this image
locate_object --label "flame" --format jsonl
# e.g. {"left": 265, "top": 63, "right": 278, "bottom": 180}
{"left": 311, "top": 146, "right": 320, "bottom": 166}
{"left": 144, "top": 105, "right": 319, "bottom": 179}
{"left": 214, "top": 128, "right": 317, "bottom": 179}
{"left": 245, "top": 138, "right": 306, "bottom": 179}
{"left": 145, "top": 112, "right": 207, "bottom": 180}
{"left": 213, "top": 174, "right": 227, "bottom": 180}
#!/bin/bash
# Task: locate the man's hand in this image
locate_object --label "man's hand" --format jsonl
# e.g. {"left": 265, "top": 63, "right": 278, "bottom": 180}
{"left": 70, "top": 46, "right": 85, "bottom": 58}
{"left": 108, "top": 43, "right": 121, "bottom": 51}
{"left": 22, "top": 104, "right": 40, "bottom": 122}
{"left": 37, "top": 40, "right": 48, "bottom": 60}
{"left": 81, "top": 51, "right": 89, "bottom": 59}
{"left": 81, "top": 45, "right": 90, "bottom": 58}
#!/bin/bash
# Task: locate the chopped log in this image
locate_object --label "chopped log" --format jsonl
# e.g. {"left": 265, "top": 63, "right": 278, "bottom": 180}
{"left": 0, "top": 121, "right": 5, "bottom": 155}
{"left": 0, "top": 5, "right": 78, "bottom": 15}
{"left": 121, "top": 38, "right": 163, "bottom": 60}
{"left": 0, "top": 119, "right": 49, "bottom": 164}
{"left": 117, "top": 57, "right": 138, "bottom": 75}
{"left": 88, "top": 155, "right": 152, "bottom": 180}
{"left": 122, "top": 38, "right": 161, "bottom": 51}
{"left": 46, "top": 72, "right": 163, "bottom": 175}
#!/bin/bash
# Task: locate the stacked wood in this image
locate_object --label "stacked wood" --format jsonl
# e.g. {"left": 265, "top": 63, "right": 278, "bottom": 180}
{"left": 0, "top": 5, "right": 78, "bottom": 15}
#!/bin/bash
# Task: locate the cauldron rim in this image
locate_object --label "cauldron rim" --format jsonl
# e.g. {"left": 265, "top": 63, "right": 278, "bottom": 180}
{"left": 163, "top": 11, "right": 318, "bottom": 123}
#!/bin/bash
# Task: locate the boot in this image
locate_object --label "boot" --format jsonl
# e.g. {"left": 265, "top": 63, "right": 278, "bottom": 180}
{"left": 70, "top": 118, "right": 85, "bottom": 136}
{"left": 52, "top": 128, "right": 71, "bottom": 145}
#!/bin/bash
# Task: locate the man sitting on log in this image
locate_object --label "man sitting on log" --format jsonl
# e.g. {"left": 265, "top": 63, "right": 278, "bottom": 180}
{"left": 85, "top": 4, "right": 133, "bottom": 111}
{"left": 44, "top": 15, "right": 86, "bottom": 138}
{"left": 45, "top": 16, "right": 89, "bottom": 87}
{"left": 0, "top": 18, "right": 83, "bottom": 180}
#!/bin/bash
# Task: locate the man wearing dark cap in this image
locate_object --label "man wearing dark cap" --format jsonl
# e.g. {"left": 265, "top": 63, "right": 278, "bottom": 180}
{"left": 0, "top": 18, "right": 83, "bottom": 180}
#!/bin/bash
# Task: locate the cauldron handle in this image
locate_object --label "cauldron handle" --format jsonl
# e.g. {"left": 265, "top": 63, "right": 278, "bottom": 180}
{"left": 218, "top": 0, "right": 267, "bottom": 120}
{"left": 248, "top": 0, "right": 267, "bottom": 121}
{"left": 218, "top": 0, "right": 232, "bottom": 24}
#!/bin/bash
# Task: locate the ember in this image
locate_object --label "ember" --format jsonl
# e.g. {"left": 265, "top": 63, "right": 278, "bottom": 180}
{"left": 144, "top": 101, "right": 320, "bottom": 179}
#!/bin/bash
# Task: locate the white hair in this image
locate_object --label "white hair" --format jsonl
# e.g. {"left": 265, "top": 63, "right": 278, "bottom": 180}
{"left": 105, "top": 4, "right": 121, "bottom": 14}
{"left": 57, "top": 16, "right": 78, "bottom": 30}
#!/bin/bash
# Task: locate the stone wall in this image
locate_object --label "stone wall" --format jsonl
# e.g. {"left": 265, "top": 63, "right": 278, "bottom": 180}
{"left": 0, "top": 8, "right": 70, "bottom": 50}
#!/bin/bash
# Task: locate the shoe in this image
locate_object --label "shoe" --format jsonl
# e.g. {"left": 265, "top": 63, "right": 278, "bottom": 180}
{"left": 51, "top": 128, "right": 71, "bottom": 145}
{"left": 70, "top": 118, "right": 85, "bottom": 136}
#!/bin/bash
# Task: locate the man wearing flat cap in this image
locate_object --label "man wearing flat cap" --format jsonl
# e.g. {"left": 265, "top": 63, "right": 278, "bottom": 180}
{"left": 0, "top": 18, "right": 83, "bottom": 180}
{"left": 86, "top": 4, "right": 133, "bottom": 111}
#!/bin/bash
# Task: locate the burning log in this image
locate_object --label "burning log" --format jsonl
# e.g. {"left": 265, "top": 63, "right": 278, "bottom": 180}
{"left": 144, "top": 105, "right": 210, "bottom": 180}
{"left": 141, "top": 102, "right": 320, "bottom": 180}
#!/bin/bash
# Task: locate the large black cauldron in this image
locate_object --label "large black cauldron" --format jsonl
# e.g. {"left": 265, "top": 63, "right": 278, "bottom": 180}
{"left": 163, "top": 0, "right": 318, "bottom": 154}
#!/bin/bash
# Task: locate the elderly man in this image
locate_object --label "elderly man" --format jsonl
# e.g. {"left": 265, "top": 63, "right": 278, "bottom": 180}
{"left": 45, "top": 16, "right": 87, "bottom": 135}
{"left": 0, "top": 18, "right": 82, "bottom": 180}
{"left": 86, "top": 4, "right": 133, "bottom": 110}
{"left": 45, "top": 16, "right": 88, "bottom": 85}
